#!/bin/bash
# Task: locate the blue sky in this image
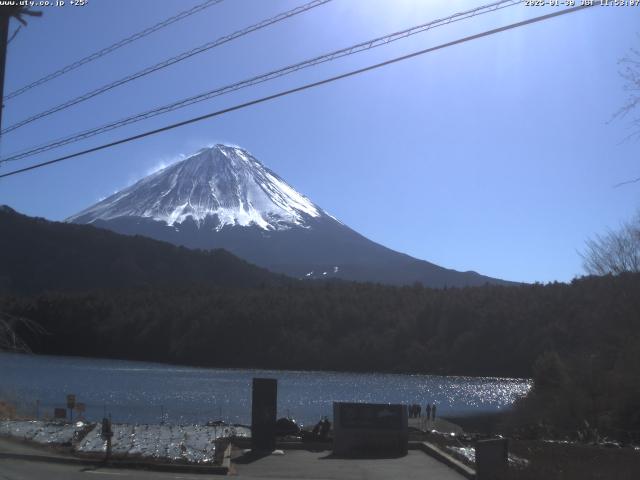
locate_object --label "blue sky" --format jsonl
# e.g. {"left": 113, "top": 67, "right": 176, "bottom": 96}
{"left": 0, "top": 0, "right": 638, "bottom": 283}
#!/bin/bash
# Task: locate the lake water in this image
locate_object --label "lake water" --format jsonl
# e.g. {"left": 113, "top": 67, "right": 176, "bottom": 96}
{"left": 0, "top": 352, "right": 531, "bottom": 426}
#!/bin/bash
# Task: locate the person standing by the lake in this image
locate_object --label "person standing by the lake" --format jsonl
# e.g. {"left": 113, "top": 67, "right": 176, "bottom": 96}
{"left": 426, "top": 403, "right": 432, "bottom": 421}
{"left": 432, "top": 403, "right": 437, "bottom": 421}
{"left": 319, "top": 416, "right": 331, "bottom": 440}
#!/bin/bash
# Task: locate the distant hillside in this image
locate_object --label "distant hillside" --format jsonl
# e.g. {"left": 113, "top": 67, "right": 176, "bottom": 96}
{"left": 0, "top": 206, "right": 288, "bottom": 294}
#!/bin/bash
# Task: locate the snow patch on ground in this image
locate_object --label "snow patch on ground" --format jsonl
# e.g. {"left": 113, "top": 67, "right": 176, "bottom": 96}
{"left": 1, "top": 420, "right": 250, "bottom": 464}
{"left": 446, "top": 445, "right": 529, "bottom": 468}
{"left": 0, "top": 420, "right": 85, "bottom": 445}
{"left": 76, "top": 423, "right": 249, "bottom": 463}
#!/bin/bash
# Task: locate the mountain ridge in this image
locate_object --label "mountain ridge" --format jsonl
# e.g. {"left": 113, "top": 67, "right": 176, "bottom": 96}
{"left": 68, "top": 144, "right": 515, "bottom": 288}
{"left": 0, "top": 206, "right": 288, "bottom": 294}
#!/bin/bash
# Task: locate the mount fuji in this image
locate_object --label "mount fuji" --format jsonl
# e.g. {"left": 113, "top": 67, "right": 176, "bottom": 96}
{"left": 68, "top": 144, "right": 510, "bottom": 287}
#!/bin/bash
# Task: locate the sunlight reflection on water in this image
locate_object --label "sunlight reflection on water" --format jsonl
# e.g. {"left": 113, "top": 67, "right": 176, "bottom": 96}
{"left": 0, "top": 353, "right": 531, "bottom": 426}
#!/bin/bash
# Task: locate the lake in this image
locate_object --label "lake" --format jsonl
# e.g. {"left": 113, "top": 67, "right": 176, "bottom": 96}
{"left": 0, "top": 352, "right": 531, "bottom": 426}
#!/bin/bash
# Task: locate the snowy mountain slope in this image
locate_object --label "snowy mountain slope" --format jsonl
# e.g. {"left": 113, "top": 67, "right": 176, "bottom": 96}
{"left": 68, "top": 144, "right": 323, "bottom": 230}
{"left": 68, "top": 144, "right": 512, "bottom": 287}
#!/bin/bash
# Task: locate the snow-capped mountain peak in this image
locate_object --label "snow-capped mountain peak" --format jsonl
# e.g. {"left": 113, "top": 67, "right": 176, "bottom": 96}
{"left": 67, "top": 144, "right": 323, "bottom": 231}
{"left": 67, "top": 143, "right": 512, "bottom": 287}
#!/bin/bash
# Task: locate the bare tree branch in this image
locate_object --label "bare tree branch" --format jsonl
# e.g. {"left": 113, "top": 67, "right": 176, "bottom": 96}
{"left": 0, "top": 311, "right": 46, "bottom": 353}
{"left": 610, "top": 40, "right": 640, "bottom": 185}
{"left": 613, "top": 43, "right": 640, "bottom": 124}
{"left": 581, "top": 212, "right": 640, "bottom": 275}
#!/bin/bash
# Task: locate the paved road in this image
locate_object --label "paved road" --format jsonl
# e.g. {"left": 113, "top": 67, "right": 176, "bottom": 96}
{"left": 0, "top": 437, "right": 75, "bottom": 457}
{"left": 0, "top": 459, "right": 219, "bottom": 480}
{"left": 230, "top": 449, "right": 467, "bottom": 480}
{"left": 0, "top": 437, "right": 466, "bottom": 480}
{"left": 1, "top": 453, "right": 466, "bottom": 480}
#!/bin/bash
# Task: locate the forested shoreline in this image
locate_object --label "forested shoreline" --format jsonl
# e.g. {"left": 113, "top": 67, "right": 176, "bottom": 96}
{"left": 3, "top": 273, "right": 638, "bottom": 377}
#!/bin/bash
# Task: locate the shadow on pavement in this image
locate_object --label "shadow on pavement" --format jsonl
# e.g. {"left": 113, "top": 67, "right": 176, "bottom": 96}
{"left": 233, "top": 450, "right": 274, "bottom": 465}
{"left": 318, "top": 452, "right": 408, "bottom": 460}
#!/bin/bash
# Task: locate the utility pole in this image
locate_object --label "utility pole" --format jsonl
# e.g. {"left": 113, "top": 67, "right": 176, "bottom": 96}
{"left": 0, "top": 10, "right": 11, "bottom": 134}
{"left": 0, "top": 6, "right": 42, "bottom": 135}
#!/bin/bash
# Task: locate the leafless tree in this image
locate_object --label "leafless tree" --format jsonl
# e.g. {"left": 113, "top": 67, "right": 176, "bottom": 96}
{"left": 612, "top": 42, "right": 640, "bottom": 187}
{"left": 615, "top": 41, "right": 640, "bottom": 133}
{"left": 0, "top": 312, "right": 45, "bottom": 353}
{"left": 582, "top": 213, "right": 640, "bottom": 275}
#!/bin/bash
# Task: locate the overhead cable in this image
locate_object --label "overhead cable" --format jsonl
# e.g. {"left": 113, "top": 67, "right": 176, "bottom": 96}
{"left": 0, "top": 0, "right": 521, "bottom": 160}
{"left": 3, "top": 0, "right": 225, "bottom": 101}
{"left": 0, "top": 0, "right": 333, "bottom": 135}
{"left": 0, "top": 4, "right": 596, "bottom": 180}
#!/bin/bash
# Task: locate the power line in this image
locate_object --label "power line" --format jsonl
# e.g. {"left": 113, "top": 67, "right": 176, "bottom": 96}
{"left": 0, "top": 0, "right": 522, "bottom": 162}
{"left": 613, "top": 176, "right": 640, "bottom": 188}
{"left": 0, "top": 0, "right": 333, "bottom": 136}
{"left": 0, "top": 4, "right": 596, "bottom": 180}
{"left": 3, "top": 0, "right": 224, "bottom": 102}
